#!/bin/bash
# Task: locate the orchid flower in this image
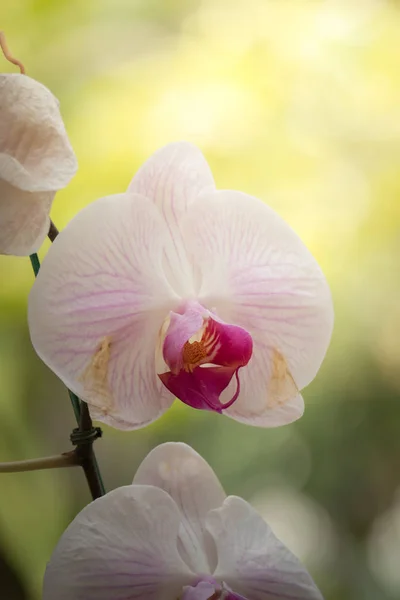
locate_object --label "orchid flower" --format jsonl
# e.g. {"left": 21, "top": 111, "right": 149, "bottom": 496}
{"left": 28, "top": 142, "right": 333, "bottom": 429}
{"left": 0, "top": 73, "right": 77, "bottom": 255}
{"left": 43, "top": 442, "right": 323, "bottom": 600}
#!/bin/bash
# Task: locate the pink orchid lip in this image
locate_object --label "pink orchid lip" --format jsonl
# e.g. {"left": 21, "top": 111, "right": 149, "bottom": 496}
{"left": 158, "top": 301, "right": 253, "bottom": 413}
{"left": 181, "top": 577, "right": 220, "bottom": 600}
{"left": 182, "top": 578, "right": 249, "bottom": 600}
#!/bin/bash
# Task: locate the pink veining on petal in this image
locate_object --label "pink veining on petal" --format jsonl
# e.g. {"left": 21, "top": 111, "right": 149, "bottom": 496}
{"left": 158, "top": 301, "right": 253, "bottom": 413}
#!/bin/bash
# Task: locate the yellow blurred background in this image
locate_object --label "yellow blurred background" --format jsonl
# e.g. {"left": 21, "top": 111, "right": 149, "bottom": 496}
{"left": 1, "top": 0, "right": 400, "bottom": 598}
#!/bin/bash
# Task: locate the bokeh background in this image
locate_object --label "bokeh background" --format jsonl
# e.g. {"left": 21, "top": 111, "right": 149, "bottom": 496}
{"left": 1, "top": 0, "right": 400, "bottom": 598}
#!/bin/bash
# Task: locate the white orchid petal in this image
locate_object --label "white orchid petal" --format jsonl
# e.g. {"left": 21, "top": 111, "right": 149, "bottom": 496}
{"left": 133, "top": 442, "right": 226, "bottom": 574}
{"left": 128, "top": 142, "right": 215, "bottom": 296}
{"left": 0, "top": 179, "right": 53, "bottom": 255}
{"left": 0, "top": 74, "right": 77, "bottom": 192}
{"left": 43, "top": 485, "right": 195, "bottom": 600}
{"left": 128, "top": 141, "right": 215, "bottom": 225}
{"left": 182, "top": 190, "right": 333, "bottom": 424}
{"left": 221, "top": 345, "right": 305, "bottom": 427}
{"left": 207, "top": 496, "right": 323, "bottom": 600}
{"left": 28, "top": 193, "right": 180, "bottom": 429}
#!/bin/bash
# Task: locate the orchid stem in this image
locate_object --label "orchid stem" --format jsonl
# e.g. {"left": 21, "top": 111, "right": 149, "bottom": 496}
{"left": 48, "top": 219, "right": 59, "bottom": 243}
{"left": 68, "top": 389, "right": 82, "bottom": 422}
{"left": 29, "top": 253, "right": 40, "bottom": 277}
{"left": 0, "top": 31, "right": 25, "bottom": 74}
{"left": 29, "top": 238, "right": 106, "bottom": 500}
{"left": 0, "top": 451, "right": 78, "bottom": 473}
{"left": 76, "top": 402, "right": 106, "bottom": 498}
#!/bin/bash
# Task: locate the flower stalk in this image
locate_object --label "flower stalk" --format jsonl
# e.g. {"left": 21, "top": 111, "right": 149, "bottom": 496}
{"left": 0, "top": 30, "right": 25, "bottom": 73}
{"left": 48, "top": 219, "right": 59, "bottom": 243}
{"left": 71, "top": 400, "right": 105, "bottom": 499}
{"left": 0, "top": 451, "right": 78, "bottom": 473}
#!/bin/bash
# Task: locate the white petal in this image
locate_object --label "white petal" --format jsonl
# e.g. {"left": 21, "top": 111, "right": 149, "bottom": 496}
{"left": 0, "top": 179, "right": 53, "bottom": 255}
{"left": 133, "top": 442, "right": 226, "bottom": 574}
{"left": 221, "top": 347, "right": 305, "bottom": 427}
{"left": 0, "top": 73, "right": 77, "bottom": 192}
{"left": 182, "top": 191, "right": 333, "bottom": 424}
{"left": 0, "top": 74, "right": 77, "bottom": 192}
{"left": 43, "top": 485, "right": 195, "bottom": 600}
{"left": 128, "top": 142, "right": 215, "bottom": 296}
{"left": 207, "top": 496, "right": 323, "bottom": 600}
{"left": 28, "top": 193, "right": 181, "bottom": 429}
{"left": 128, "top": 142, "right": 215, "bottom": 226}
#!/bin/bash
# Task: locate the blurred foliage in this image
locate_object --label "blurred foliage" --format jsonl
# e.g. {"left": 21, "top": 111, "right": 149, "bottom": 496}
{"left": 1, "top": 0, "right": 400, "bottom": 598}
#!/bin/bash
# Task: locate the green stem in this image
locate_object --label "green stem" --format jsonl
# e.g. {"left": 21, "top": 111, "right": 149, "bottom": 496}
{"left": 29, "top": 253, "right": 40, "bottom": 276}
{"left": 29, "top": 245, "right": 106, "bottom": 499}
{"left": 68, "top": 390, "right": 81, "bottom": 422}
{"left": 77, "top": 402, "right": 106, "bottom": 498}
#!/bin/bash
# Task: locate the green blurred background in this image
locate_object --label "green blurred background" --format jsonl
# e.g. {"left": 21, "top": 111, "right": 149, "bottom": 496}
{"left": 1, "top": 0, "right": 400, "bottom": 598}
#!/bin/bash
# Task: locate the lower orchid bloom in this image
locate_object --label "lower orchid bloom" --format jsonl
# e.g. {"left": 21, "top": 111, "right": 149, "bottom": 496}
{"left": 28, "top": 142, "right": 333, "bottom": 429}
{"left": 43, "top": 442, "right": 323, "bottom": 600}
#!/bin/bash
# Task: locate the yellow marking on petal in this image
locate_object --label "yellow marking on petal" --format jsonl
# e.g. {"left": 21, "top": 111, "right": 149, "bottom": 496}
{"left": 159, "top": 457, "right": 199, "bottom": 482}
{"left": 159, "top": 460, "right": 172, "bottom": 479}
{"left": 267, "top": 349, "right": 299, "bottom": 407}
{"left": 80, "top": 336, "right": 113, "bottom": 413}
